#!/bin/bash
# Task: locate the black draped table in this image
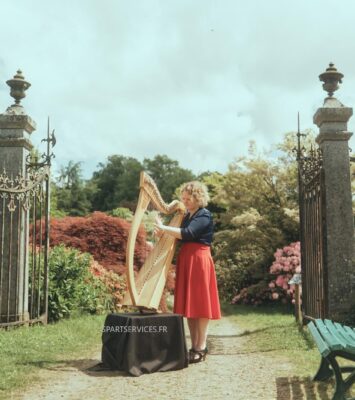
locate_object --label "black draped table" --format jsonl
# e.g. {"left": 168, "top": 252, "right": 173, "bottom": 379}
{"left": 101, "top": 313, "right": 189, "bottom": 376}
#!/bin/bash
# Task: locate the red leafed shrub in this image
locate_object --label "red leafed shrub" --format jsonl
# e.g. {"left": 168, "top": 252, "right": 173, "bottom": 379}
{"left": 232, "top": 241, "right": 301, "bottom": 306}
{"left": 34, "top": 212, "right": 149, "bottom": 275}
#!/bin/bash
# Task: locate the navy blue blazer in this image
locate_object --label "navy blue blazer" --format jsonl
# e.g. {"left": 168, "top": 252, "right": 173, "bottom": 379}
{"left": 180, "top": 208, "right": 213, "bottom": 246}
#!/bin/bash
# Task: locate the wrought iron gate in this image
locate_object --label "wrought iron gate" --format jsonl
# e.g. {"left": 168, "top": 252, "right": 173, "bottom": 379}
{"left": 298, "top": 144, "right": 328, "bottom": 320}
{"left": 0, "top": 127, "right": 55, "bottom": 327}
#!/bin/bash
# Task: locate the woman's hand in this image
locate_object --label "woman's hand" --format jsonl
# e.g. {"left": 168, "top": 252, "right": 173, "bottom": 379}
{"left": 153, "top": 215, "right": 182, "bottom": 239}
{"left": 153, "top": 215, "right": 164, "bottom": 238}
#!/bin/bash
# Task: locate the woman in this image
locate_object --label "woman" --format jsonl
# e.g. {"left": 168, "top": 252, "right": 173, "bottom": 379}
{"left": 154, "top": 181, "right": 221, "bottom": 363}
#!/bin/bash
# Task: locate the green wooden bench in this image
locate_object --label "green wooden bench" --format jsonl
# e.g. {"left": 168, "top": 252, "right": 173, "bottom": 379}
{"left": 308, "top": 319, "right": 355, "bottom": 400}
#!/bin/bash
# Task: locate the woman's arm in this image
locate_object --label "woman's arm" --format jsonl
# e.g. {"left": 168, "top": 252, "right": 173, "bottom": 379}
{"left": 154, "top": 216, "right": 182, "bottom": 239}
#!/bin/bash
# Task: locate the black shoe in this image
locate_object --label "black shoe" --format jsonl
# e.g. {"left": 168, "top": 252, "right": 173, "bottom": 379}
{"left": 189, "top": 347, "right": 207, "bottom": 364}
{"left": 189, "top": 350, "right": 207, "bottom": 364}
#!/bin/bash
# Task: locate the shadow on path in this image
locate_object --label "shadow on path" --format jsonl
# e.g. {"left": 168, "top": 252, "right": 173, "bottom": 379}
{"left": 17, "top": 358, "right": 133, "bottom": 378}
{"left": 276, "top": 376, "right": 337, "bottom": 400}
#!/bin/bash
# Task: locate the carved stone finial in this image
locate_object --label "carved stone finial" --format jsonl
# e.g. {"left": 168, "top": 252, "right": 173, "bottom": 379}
{"left": 6, "top": 70, "right": 31, "bottom": 107}
{"left": 319, "top": 63, "right": 344, "bottom": 98}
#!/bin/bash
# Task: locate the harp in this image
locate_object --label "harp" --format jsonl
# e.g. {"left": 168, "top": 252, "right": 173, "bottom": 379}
{"left": 122, "top": 171, "right": 185, "bottom": 310}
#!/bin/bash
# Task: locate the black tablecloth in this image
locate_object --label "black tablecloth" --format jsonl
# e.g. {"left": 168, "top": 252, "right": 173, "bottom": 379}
{"left": 101, "top": 313, "right": 188, "bottom": 376}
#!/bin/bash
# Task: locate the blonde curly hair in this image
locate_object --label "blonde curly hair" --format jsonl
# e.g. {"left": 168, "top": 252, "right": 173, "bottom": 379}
{"left": 180, "top": 181, "right": 210, "bottom": 208}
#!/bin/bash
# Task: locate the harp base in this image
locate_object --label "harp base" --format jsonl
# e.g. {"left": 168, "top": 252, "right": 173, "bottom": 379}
{"left": 138, "top": 306, "right": 161, "bottom": 314}
{"left": 120, "top": 305, "right": 163, "bottom": 314}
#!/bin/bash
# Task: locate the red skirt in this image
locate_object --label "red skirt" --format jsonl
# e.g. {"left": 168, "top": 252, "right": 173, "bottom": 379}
{"left": 173, "top": 242, "right": 221, "bottom": 319}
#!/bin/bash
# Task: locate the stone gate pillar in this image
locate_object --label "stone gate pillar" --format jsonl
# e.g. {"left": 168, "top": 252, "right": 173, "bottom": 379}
{"left": 0, "top": 70, "right": 36, "bottom": 323}
{"left": 313, "top": 63, "right": 355, "bottom": 321}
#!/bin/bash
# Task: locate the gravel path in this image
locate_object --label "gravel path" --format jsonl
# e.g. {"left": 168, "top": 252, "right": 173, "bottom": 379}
{"left": 14, "top": 317, "right": 337, "bottom": 400}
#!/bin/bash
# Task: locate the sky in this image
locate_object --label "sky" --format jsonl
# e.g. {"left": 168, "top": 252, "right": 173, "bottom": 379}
{"left": 1, "top": 0, "right": 355, "bottom": 179}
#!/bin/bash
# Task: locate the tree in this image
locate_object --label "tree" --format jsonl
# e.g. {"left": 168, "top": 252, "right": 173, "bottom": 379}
{"left": 50, "top": 182, "right": 67, "bottom": 218}
{"left": 57, "top": 161, "right": 82, "bottom": 189}
{"left": 143, "top": 154, "right": 195, "bottom": 202}
{"left": 90, "top": 154, "right": 196, "bottom": 211}
{"left": 198, "top": 171, "right": 227, "bottom": 229}
{"left": 55, "top": 161, "right": 91, "bottom": 216}
{"left": 91, "top": 155, "right": 142, "bottom": 211}
{"left": 212, "top": 132, "right": 308, "bottom": 301}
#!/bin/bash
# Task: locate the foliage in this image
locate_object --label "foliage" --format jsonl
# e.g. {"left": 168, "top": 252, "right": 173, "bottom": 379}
{"left": 51, "top": 154, "right": 198, "bottom": 217}
{"left": 54, "top": 161, "right": 92, "bottom": 216}
{"left": 143, "top": 154, "right": 195, "bottom": 202}
{"left": 214, "top": 255, "right": 250, "bottom": 302}
{"left": 199, "top": 171, "right": 228, "bottom": 228}
{"left": 107, "top": 206, "right": 161, "bottom": 244}
{"left": 56, "top": 187, "right": 92, "bottom": 217}
{"left": 91, "top": 155, "right": 142, "bottom": 211}
{"left": 142, "top": 210, "right": 161, "bottom": 242}
{"left": 89, "top": 154, "right": 195, "bottom": 212}
{"left": 108, "top": 207, "right": 134, "bottom": 221}
{"left": 42, "top": 212, "right": 149, "bottom": 275}
{"left": 231, "top": 241, "right": 301, "bottom": 305}
{"left": 47, "top": 245, "right": 113, "bottom": 322}
{"left": 212, "top": 133, "right": 307, "bottom": 301}
{"left": 89, "top": 260, "right": 126, "bottom": 310}
{"left": 50, "top": 182, "right": 68, "bottom": 218}
{"left": 33, "top": 212, "right": 173, "bottom": 311}
{"left": 57, "top": 160, "right": 82, "bottom": 189}
{"left": 106, "top": 207, "right": 167, "bottom": 257}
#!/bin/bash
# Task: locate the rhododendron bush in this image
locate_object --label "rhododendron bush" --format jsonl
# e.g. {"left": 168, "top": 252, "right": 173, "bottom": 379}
{"left": 268, "top": 241, "right": 301, "bottom": 303}
{"left": 232, "top": 241, "right": 301, "bottom": 305}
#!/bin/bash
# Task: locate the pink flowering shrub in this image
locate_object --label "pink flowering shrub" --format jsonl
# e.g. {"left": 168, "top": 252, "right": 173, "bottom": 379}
{"left": 232, "top": 241, "right": 301, "bottom": 305}
{"left": 268, "top": 241, "right": 301, "bottom": 304}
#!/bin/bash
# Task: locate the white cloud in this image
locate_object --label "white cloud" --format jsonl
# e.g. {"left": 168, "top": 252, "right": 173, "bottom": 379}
{"left": 1, "top": 0, "right": 355, "bottom": 179}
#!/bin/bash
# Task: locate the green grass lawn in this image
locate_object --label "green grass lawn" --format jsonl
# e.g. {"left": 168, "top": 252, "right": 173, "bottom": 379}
{"left": 0, "top": 314, "right": 106, "bottom": 399}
